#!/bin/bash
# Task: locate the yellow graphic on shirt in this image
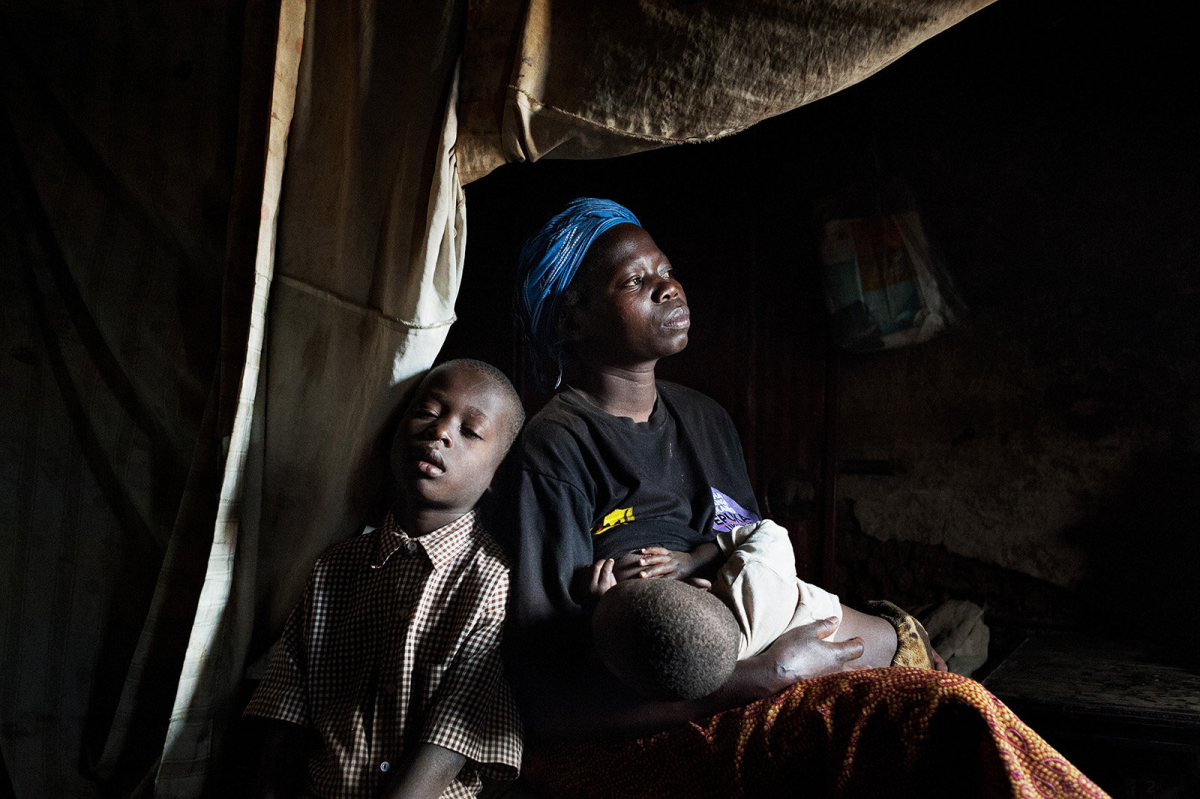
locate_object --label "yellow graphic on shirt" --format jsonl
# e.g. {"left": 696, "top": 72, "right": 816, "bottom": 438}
{"left": 593, "top": 507, "right": 634, "bottom": 536}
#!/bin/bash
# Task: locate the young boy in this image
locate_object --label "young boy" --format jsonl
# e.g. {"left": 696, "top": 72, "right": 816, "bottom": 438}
{"left": 589, "top": 517, "right": 940, "bottom": 699}
{"left": 244, "top": 359, "right": 526, "bottom": 799}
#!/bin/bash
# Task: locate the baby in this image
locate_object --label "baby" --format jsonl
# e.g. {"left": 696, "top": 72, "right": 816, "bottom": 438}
{"left": 593, "top": 576, "right": 741, "bottom": 700}
{"left": 589, "top": 518, "right": 938, "bottom": 700}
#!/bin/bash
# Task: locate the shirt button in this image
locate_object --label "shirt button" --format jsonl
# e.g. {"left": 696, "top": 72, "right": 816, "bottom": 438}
{"left": 405, "top": 541, "right": 418, "bottom": 553}
{"left": 380, "top": 761, "right": 390, "bottom": 772}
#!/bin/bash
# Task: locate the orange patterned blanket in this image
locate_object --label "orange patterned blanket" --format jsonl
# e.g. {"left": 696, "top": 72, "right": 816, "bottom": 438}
{"left": 525, "top": 667, "right": 1108, "bottom": 798}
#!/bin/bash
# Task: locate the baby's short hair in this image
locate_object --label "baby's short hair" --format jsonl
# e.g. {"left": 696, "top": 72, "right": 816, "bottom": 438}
{"left": 592, "top": 579, "right": 739, "bottom": 701}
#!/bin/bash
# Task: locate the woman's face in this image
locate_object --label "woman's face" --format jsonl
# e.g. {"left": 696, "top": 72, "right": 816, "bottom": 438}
{"left": 566, "top": 224, "right": 690, "bottom": 368}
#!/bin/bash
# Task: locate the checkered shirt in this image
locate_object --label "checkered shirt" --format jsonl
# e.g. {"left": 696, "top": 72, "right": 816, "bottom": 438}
{"left": 245, "top": 510, "right": 522, "bottom": 798}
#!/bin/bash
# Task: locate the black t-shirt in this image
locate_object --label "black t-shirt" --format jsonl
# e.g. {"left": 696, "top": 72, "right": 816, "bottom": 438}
{"left": 501, "top": 381, "right": 760, "bottom": 664}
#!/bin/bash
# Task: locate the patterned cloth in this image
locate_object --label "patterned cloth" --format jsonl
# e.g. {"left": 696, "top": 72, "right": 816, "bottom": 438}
{"left": 862, "top": 599, "right": 936, "bottom": 670}
{"left": 245, "top": 510, "right": 522, "bottom": 799}
{"left": 524, "top": 668, "right": 1108, "bottom": 799}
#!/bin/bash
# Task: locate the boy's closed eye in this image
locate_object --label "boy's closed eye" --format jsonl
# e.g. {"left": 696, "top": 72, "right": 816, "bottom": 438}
{"left": 412, "top": 405, "right": 439, "bottom": 419}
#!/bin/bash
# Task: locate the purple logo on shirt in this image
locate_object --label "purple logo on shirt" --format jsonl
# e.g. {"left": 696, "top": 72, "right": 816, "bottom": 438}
{"left": 711, "top": 487, "right": 759, "bottom": 532}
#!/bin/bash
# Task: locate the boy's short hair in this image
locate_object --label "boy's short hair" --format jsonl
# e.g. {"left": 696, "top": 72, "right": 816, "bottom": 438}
{"left": 430, "top": 358, "right": 525, "bottom": 452}
{"left": 592, "top": 578, "right": 739, "bottom": 701}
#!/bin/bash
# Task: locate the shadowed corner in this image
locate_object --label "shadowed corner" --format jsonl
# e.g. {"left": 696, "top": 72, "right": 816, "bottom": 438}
{"left": 1067, "top": 448, "right": 1200, "bottom": 671}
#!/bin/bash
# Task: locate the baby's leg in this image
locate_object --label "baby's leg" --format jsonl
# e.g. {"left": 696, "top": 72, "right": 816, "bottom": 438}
{"left": 830, "top": 604, "right": 899, "bottom": 668}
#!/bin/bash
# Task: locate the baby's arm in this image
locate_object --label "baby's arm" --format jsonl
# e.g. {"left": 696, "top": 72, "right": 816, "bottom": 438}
{"left": 383, "top": 743, "right": 467, "bottom": 799}
{"left": 828, "top": 604, "right": 898, "bottom": 668}
{"left": 610, "top": 542, "right": 722, "bottom": 583}
{"left": 587, "top": 557, "right": 617, "bottom": 599}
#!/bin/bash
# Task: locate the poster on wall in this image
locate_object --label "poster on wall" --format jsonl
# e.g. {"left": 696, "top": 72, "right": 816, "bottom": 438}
{"left": 820, "top": 210, "right": 962, "bottom": 352}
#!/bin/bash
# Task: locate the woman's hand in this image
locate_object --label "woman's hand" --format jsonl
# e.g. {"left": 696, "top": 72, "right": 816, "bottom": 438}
{"left": 761, "top": 618, "right": 867, "bottom": 687}
{"left": 703, "top": 618, "right": 866, "bottom": 711}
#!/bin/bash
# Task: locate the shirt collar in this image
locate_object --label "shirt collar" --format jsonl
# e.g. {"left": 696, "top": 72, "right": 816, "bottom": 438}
{"left": 371, "top": 509, "right": 478, "bottom": 571}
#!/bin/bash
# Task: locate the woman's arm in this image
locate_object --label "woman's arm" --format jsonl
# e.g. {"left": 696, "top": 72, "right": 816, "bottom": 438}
{"left": 523, "top": 618, "right": 864, "bottom": 742}
{"left": 830, "top": 605, "right": 898, "bottom": 668}
{"left": 507, "top": 465, "right": 597, "bottom": 629}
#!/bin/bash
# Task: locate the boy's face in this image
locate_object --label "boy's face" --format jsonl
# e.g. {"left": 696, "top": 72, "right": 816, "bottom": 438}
{"left": 391, "top": 364, "right": 513, "bottom": 518}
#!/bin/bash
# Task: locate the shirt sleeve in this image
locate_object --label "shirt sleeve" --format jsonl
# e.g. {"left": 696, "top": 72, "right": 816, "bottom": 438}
{"left": 243, "top": 580, "right": 310, "bottom": 726}
{"left": 510, "top": 466, "right": 595, "bottom": 630}
{"left": 420, "top": 576, "right": 522, "bottom": 780}
{"left": 500, "top": 462, "right": 602, "bottom": 720}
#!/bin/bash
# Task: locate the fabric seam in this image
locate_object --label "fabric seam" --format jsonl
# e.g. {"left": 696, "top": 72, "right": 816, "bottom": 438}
{"left": 276, "top": 274, "right": 457, "bottom": 331}
{"left": 509, "top": 86, "right": 750, "bottom": 144}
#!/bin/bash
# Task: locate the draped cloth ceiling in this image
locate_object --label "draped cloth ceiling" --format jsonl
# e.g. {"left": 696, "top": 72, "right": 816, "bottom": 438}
{"left": 0, "top": 0, "right": 992, "bottom": 795}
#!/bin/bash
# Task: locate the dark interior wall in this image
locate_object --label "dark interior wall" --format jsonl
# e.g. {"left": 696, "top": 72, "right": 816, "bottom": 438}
{"left": 820, "top": 0, "right": 1200, "bottom": 653}
{"left": 443, "top": 0, "right": 1199, "bottom": 646}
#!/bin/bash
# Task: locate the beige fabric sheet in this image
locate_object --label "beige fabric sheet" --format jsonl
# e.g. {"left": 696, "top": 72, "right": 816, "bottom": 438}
{"left": 155, "top": 0, "right": 471, "bottom": 793}
{"left": 458, "top": 0, "right": 996, "bottom": 184}
{"left": 714, "top": 521, "right": 842, "bottom": 659}
{"left": 250, "top": 0, "right": 469, "bottom": 648}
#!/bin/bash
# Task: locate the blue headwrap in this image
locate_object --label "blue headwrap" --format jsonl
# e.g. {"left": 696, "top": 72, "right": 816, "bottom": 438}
{"left": 514, "top": 198, "right": 642, "bottom": 389}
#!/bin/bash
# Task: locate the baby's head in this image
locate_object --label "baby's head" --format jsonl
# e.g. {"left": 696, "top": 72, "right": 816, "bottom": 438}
{"left": 391, "top": 358, "right": 524, "bottom": 518}
{"left": 592, "top": 578, "right": 739, "bottom": 701}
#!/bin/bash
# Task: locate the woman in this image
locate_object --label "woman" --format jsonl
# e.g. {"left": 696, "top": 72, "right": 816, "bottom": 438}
{"left": 503, "top": 198, "right": 1105, "bottom": 798}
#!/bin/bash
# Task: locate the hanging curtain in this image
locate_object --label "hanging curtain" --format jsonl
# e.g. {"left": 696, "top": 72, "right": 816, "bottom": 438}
{"left": 151, "top": 0, "right": 470, "bottom": 793}
{"left": 457, "top": 0, "right": 996, "bottom": 182}
{"left": 0, "top": 0, "right": 260, "bottom": 794}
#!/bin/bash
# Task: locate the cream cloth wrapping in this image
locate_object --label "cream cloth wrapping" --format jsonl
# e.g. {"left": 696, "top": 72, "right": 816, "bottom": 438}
{"left": 713, "top": 520, "right": 842, "bottom": 659}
